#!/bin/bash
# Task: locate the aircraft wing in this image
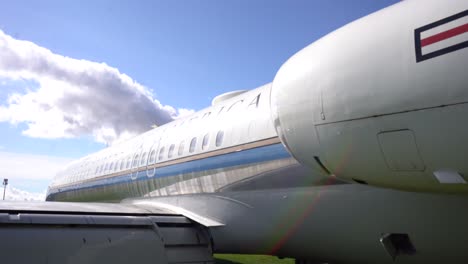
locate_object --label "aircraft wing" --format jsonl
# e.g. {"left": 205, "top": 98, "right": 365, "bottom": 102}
{"left": 0, "top": 201, "right": 215, "bottom": 264}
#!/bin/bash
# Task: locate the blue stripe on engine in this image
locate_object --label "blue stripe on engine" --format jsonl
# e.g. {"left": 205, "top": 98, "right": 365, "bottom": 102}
{"left": 47, "top": 143, "right": 290, "bottom": 199}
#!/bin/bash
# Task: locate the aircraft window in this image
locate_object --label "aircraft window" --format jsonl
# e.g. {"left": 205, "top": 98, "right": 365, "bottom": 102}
{"left": 120, "top": 159, "right": 126, "bottom": 170}
{"left": 140, "top": 152, "right": 147, "bottom": 166}
{"left": 189, "top": 137, "right": 197, "bottom": 153}
{"left": 168, "top": 144, "right": 175, "bottom": 158}
{"left": 149, "top": 149, "right": 156, "bottom": 164}
{"left": 95, "top": 166, "right": 99, "bottom": 174}
{"left": 126, "top": 156, "right": 132, "bottom": 169}
{"left": 132, "top": 155, "right": 139, "bottom": 168}
{"left": 178, "top": 141, "right": 185, "bottom": 156}
{"left": 114, "top": 160, "right": 119, "bottom": 171}
{"left": 103, "top": 162, "right": 109, "bottom": 172}
{"left": 202, "top": 134, "right": 209, "bottom": 150}
{"left": 216, "top": 130, "right": 224, "bottom": 147}
{"left": 109, "top": 162, "right": 114, "bottom": 172}
{"left": 202, "top": 112, "right": 211, "bottom": 119}
{"left": 158, "top": 147, "right": 165, "bottom": 161}
{"left": 227, "top": 100, "right": 244, "bottom": 111}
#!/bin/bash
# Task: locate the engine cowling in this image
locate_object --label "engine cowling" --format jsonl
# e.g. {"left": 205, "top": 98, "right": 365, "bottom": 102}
{"left": 271, "top": 0, "right": 468, "bottom": 194}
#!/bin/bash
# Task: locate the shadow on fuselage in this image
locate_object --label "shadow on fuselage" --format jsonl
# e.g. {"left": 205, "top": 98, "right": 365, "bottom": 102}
{"left": 219, "top": 163, "right": 347, "bottom": 192}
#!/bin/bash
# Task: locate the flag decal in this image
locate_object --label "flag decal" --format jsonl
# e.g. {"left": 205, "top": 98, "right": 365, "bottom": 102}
{"left": 415, "top": 10, "right": 468, "bottom": 62}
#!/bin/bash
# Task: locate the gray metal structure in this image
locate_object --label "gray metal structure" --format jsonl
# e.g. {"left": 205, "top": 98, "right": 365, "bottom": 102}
{"left": 1, "top": 0, "right": 468, "bottom": 263}
{"left": 0, "top": 202, "right": 214, "bottom": 264}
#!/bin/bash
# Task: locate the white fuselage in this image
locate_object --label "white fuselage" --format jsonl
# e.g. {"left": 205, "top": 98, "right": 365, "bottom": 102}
{"left": 42, "top": 1, "right": 468, "bottom": 263}
{"left": 46, "top": 83, "right": 332, "bottom": 201}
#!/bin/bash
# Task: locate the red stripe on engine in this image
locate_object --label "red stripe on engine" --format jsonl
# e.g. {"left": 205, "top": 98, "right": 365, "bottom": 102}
{"left": 421, "top": 23, "right": 468, "bottom": 47}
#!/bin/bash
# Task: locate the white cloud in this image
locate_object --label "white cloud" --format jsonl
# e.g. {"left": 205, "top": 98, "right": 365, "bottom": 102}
{"left": 0, "top": 151, "right": 72, "bottom": 181}
{"left": 0, "top": 151, "right": 71, "bottom": 200}
{"left": 176, "top": 108, "right": 196, "bottom": 118}
{"left": 0, "top": 30, "right": 191, "bottom": 145}
{"left": 3, "top": 185, "right": 45, "bottom": 201}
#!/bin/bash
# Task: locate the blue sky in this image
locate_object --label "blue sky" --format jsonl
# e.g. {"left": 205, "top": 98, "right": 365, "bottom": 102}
{"left": 0, "top": 0, "right": 399, "bottom": 194}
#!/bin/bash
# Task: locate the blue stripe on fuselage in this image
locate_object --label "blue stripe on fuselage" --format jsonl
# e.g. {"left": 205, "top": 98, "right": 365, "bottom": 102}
{"left": 47, "top": 143, "right": 290, "bottom": 200}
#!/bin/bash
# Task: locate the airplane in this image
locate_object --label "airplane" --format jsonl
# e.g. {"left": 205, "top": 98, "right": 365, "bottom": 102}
{"left": 1, "top": 0, "right": 467, "bottom": 263}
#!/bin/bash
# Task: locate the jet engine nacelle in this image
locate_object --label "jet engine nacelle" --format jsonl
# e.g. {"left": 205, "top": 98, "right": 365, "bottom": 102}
{"left": 271, "top": 0, "right": 468, "bottom": 194}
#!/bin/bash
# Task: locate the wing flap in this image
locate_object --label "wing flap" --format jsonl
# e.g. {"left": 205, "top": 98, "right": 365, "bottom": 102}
{"left": 0, "top": 201, "right": 214, "bottom": 264}
{"left": 0, "top": 200, "right": 172, "bottom": 215}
